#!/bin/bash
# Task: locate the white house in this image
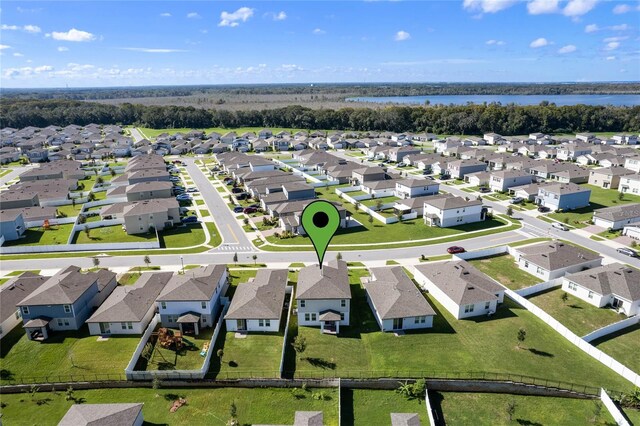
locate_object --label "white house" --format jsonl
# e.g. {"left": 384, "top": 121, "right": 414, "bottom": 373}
{"left": 0, "top": 272, "right": 46, "bottom": 339}
{"left": 394, "top": 179, "right": 439, "bottom": 199}
{"left": 562, "top": 264, "right": 640, "bottom": 317}
{"left": 364, "top": 266, "right": 436, "bottom": 331}
{"left": 296, "top": 260, "right": 351, "bottom": 334}
{"left": 619, "top": 174, "right": 640, "bottom": 195}
{"left": 87, "top": 272, "right": 173, "bottom": 335}
{"left": 225, "top": 269, "right": 288, "bottom": 333}
{"left": 513, "top": 241, "right": 602, "bottom": 281}
{"left": 423, "top": 196, "right": 485, "bottom": 228}
{"left": 592, "top": 204, "right": 640, "bottom": 230}
{"left": 414, "top": 261, "right": 504, "bottom": 320}
{"left": 156, "top": 265, "right": 229, "bottom": 335}
{"left": 624, "top": 157, "right": 640, "bottom": 173}
{"left": 489, "top": 170, "right": 534, "bottom": 193}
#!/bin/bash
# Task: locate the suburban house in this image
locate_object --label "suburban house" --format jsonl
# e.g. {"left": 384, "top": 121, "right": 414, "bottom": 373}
{"left": 592, "top": 204, "right": 640, "bottom": 230}
{"left": 388, "top": 146, "right": 421, "bottom": 163}
{"left": 535, "top": 182, "right": 591, "bottom": 211}
{"left": 556, "top": 143, "right": 593, "bottom": 161}
{"left": 86, "top": 272, "right": 173, "bottom": 335}
{"left": 619, "top": 174, "right": 640, "bottom": 195}
{"left": 122, "top": 199, "right": 180, "bottom": 235}
{"left": 588, "top": 167, "right": 630, "bottom": 189}
{"left": 351, "top": 167, "right": 386, "bottom": 185}
{"left": 423, "top": 196, "right": 485, "bottom": 227}
{"left": 125, "top": 181, "right": 173, "bottom": 202}
{"left": 156, "top": 265, "right": 229, "bottom": 335}
{"left": 225, "top": 269, "right": 288, "bottom": 333}
{"left": 562, "top": 264, "right": 639, "bottom": 317}
{"left": 446, "top": 159, "right": 487, "bottom": 180}
{"left": 394, "top": 194, "right": 453, "bottom": 217}
{"left": 414, "top": 261, "right": 505, "bottom": 320}
{"left": 58, "top": 403, "right": 144, "bottom": 426}
{"left": 0, "top": 272, "right": 46, "bottom": 339}
{"left": 613, "top": 134, "right": 638, "bottom": 145}
{"left": 465, "top": 171, "right": 490, "bottom": 187}
{"left": 0, "top": 191, "right": 39, "bottom": 209}
{"left": 0, "top": 209, "right": 26, "bottom": 243}
{"left": 489, "top": 170, "right": 534, "bottom": 193}
{"left": 394, "top": 179, "right": 439, "bottom": 199}
{"left": 364, "top": 266, "right": 436, "bottom": 331}
{"left": 296, "top": 260, "right": 351, "bottom": 334}
{"left": 513, "top": 241, "right": 603, "bottom": 281}
{"left": 17, "top": 266, "right": 117, "bottom": 340}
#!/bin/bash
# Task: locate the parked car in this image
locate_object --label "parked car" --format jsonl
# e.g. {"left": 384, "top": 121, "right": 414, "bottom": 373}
{"left": 440, "top": 174, "right": 451, "bottom": 180}
{"left": 233, "top": 206, "right": 244, "bottom": 213}
{"left": 231, "top": 187, "right": 244, "bottom": 193}
{"left": 447, "top": 246, "right": 465, "bottom": 254}
{"left": 537, "top": 206, "right": 551, "bottom": 212}
{"left": 181, "top": 216, "right": 199, "bottom": 224}
{"left": 248, "top": 203, "right": 260, "bottom": 208}
{"left": 616, "top": 247, "right": 638, "bottom": 257}
{"left": 179, "top": 207, "right": 190, "bottom": 214}
{"left": 186, "top": 187, "right": 199, "bottom": 193}
{"left": 169, "top": 176, "right": 181, "bottom": 182}
{"left": 551, "top": 222, "right": 569, "bottom": 231}
{"left": 510, "top": 197, "right": 524, "bottom": 204}
{"left": 479, "top": 187, "right": 491, "bottom": 193}
{"left": 243, "top": 207, "right": 258, "bottom": 214}
{"left": 236, "top": 193, "right": 249, "bottom": 200}
{"left": 172, "top": 160, "right": 182, "bottom": 164}
{"left": 176, "top": 194, "right": 192, "bottom": 201}
{"left": 397, "top": 163, "right": 407, "bottom": 168}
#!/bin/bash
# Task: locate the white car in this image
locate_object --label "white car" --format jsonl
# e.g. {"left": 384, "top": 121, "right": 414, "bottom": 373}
{"left": 551, "top": 222, "right": 569, "bottom": 231}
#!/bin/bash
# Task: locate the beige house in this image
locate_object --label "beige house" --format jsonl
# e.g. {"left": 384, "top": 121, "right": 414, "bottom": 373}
{"left": 587, "top": 167, "right": 629, "bottom": 189}
{"left": 125, "top": 181, "right": 173, "bottom": 202}
{"left": 122, "top": 199, "right": 180, "bottom": 235}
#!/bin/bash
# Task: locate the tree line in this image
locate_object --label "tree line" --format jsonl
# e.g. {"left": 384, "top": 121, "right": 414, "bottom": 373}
{"left": 2, "top": 99, "right": 639, "bottom": 135}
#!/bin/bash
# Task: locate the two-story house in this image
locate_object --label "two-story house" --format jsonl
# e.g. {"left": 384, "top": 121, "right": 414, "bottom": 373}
{"left": 394, "top": 179, "right": 439, "bottom": 199}
{"left": 489, "top": 170, "right": 534, "bottom": 192}
{"left": 423, "top": 196, "right": 485, "bottom": 227}
{"left": 535, "top": 182, "right": 591, "bottom": 211}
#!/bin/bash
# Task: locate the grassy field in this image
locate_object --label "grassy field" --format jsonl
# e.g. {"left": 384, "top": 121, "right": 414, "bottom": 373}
{"left": 3, "top": 224, "right": 74, "bottom": 246}
{"left": 527, "top": 288, "right": 624, "bottom": 336}
{"left": 0, "top": 387, "right": 339, "bottom": 426}
{"left": 343, "top": 389, "right": 428, "bottom": 426}
{"left": 591, "top": 323, "right": 640, "bottom": 374}
{"left": 0, "top": 326, "right": 139, "bottom": 383}
{"left": 433, "top": 392, "right": 615, "bottom": 425}
{"left": 136, "top": 327, "right": 212, "bottom": 371}
{"left": 205, "top": 222, "right": 222, "bottom": 247}
{"left": 548, "top": 185, "right": 640, "bottom": 228}
{"left": 159, "top": 224, "right": 206, "bottom": 248}
{"left": 72, "top": 225, "right": 157, "bottom": 244}
{"left": 467, "top": 254, "right": 542, "bottom": 290}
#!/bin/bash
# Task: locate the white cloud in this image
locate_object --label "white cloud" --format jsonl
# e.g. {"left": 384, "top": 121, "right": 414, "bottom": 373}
{"left": 394, "top": 30, "right": 411, "bottom": 41}
{"left": 34, "top": 65, "right": 53, "bottom": 72}
{"left": 603, "top": 36, "right": 628, "bottom": 43}
{"left": 584, "top": 24, "right": 599, "bottom": 33}
{"left": 563, "top": 0, "right": 598, "bottom": 17}
{"left": 122, "top": 47, "right": 188, "bottom": 53}
{"left": 610, "top": 24, "right": 630, "bottom": 31}
{"left": 57, "top": 46, "right": 69, "bottom": 52}
{"left": 13, "top": 52, "right": 24, "bottom": 57}
{"left": 606, "top": 56, "right": 616, "bottom": 60}
{"left": 527, "top": 0, "right": 559, "bottom": 15}
{"left": 187, "top": 12, "right": 201, "bottom": 19}
{"left": 612, "top": 4, "right": 631, "bottom": 14}
{"left": 558, "top": 44, "right": 577, "bottom": 54}
{"left": 219, "top": 7, "right": 254, "bottom": 27}
{"left": 273, "top": 11, "right": 287, "bottom": 21}
{"left": 312, "top": 28, "right": 326, "bottom": 35}
{"left": 0, "top": 44, "right": 11, "bottom": 50}
{"left": 605, "top": 41, "right": 620, "bottom": 50}
{"left": 463, "top": 0, "right": 517, "bottom": 14}
{"left": 160, "top": 12, "right": 171, "bottom": 17}
{"left": 49, "top": 28, "right": 96, "bottom": 42}
{"left": 1, "top": 24, "right": 41, "bottom": 33}
{"left": 486, "top": 39, "right": 506, "bottom": 45}
{"left": 530, "top": 37, "right": 550, "bottom": 48}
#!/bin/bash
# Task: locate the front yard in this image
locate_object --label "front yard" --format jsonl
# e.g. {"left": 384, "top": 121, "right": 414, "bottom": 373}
{"left": 526, "top": 288, "right": 625, "bottom": 336}
{"left": 467, "top": 254, "right": 542, "bottom": 290}
{"left": 0, "top": 326, "right": 139, "bottom": 383}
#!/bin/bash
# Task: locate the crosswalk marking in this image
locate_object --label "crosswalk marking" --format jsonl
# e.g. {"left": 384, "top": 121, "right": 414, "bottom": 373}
{"left": 210, "top": 245, "right": 254, "bottom": 252}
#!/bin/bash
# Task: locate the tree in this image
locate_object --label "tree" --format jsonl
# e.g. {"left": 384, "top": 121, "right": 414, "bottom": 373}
{"left": 252, "top": 254, "right": 257, "bottom": 265}
{"left": 144, "top": 255, "right": 151, "bottom": 268}
{"left": 375, "top": 199, "right": 383, "bottom": 211}
{"left": 83, "top": 224, "right": 90, "bottom": 239}
{"left": 368, "top": 214, "right": 374, "bottom": 225}
{"left": 217, "top": 349, "right": 224, "bottom": 364}
{"left": 243, "top": 218, "right": 249, "bottom": 226}
{"left": 517, "top": 328, "right": 526, "bottom": 348}
{"left": 87, "top": 192, "right": 96, "bottom": 202}
{"left": 96, "top": 176, "right": 104, "bottom": 185}
{"left": 591, "top": 401, "right": 602, "bottom": 424}
{"left": 72, "top": 198, "right": 76, "bottom": 208}
{"left": 227, "top": 401, "right": 239, "bottom": 426}
{"left": 336, "top": 252, "right": 343, "bottom": 261}
{"left": 291, "top": 335, "right": 307, "bottom": 359}
{"left": 506, "top": 400, "right": 517, "bottom": 421}
{"left": 92, "top": 257, "right": 100, "bottom": 268}
{"left": 506, "top": 206, "right": 513, "bottom": 217}
{"left": 110, "top": 168, "right": 116, "bottom": 177}
{"left": 618, "top": 192, "right": 625, "bottom": 201}
{"left": 233, "top": 252, "right": 238, "bottom": 265}
{"left": 561, "top": 292, "right": 569, "bottom": 305}
{"left": 395, "top": 209, "right": 403, "bottom": 223}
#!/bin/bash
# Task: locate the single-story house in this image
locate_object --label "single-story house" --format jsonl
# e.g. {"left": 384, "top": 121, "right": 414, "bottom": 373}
{"left": 0, "top": 272, "right": 46, "bottom": 339}
{"left": 593, "top": 203, "right": 640, "bottom": 230}
{"left": 513, "top": 241, "right": 603, "bottom": 281}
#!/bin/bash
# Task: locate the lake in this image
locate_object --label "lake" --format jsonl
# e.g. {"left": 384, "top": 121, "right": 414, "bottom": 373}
{"left": 345, "top": 94, "right": 640, "bottom": 107}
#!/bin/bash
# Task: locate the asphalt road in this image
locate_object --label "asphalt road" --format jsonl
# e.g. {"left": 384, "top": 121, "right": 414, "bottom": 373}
{"left": 0, "top": 166, "right": 29, "bottom": 185}
{"left": 128, "top": 127, "right": 146, "bottom": 143}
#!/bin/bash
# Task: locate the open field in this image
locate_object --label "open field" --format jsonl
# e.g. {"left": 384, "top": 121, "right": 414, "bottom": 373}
{"left": 0, "top": 387, "right": 339, "bottom": 426}
{"left": 433, "top": 392, "right": 616, "bottom": 425}
{"left": 467, "top": 254, "right": 542, "bottom": 290}
{"left": 591, "top": 323, "right": 640, "bottom": 374}
{"left": 343, "top": 389, "right": 428, "bottom": 426}
{"left": 527, "top": 288, "right": 625, "bottom": 337}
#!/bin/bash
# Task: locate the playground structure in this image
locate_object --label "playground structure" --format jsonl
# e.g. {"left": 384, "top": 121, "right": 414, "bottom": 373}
{"left": 199, "top": 342, "right": 209, "bottom": 357}
{"left": 156, "top": 328, "right": 183, "bottom": 350}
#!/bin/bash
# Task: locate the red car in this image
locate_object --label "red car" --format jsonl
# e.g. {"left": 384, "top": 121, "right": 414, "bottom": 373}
{"left": 243, "top": 207, "right": 258, "bottom": 214}
{"left": 447, "top": 246, "right": 466, "bottom": 254}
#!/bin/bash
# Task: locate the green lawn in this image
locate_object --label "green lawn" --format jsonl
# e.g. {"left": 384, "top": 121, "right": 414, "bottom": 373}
{"left": 434, "top": 392, "right": 615, "bottom": 425}
{"left": 195, "top": 199, "right": 205, "bottom": 206}
{"left": 135, "top": 327, "right": 212, "bottom": 371}
{"left": 204, "top": 222, "right": 222, "bottom": 247}
{"left": 158, "top": 224, "right": 206, "bottom": 248}
{"left": 548, "top": 185, "right": 640, "bottom": 228}
{"left": 289, "top": 271, "right": 632, "bottom": 392}
{"left": 0, "top": 387, "right": 339, "bottom": 426}
{"left": 55, "top": 203, "right": 83, "bottom": 217}
{"left": 72, "top": 225, "right": 157, "bottom": 244}
{"left": 343, "top": 389, "right": 428, "bottom": 426}
{"left": 467, "top": 254, "right": 542, "bottom": 290}
{"left": 361, "top": 196, "right": 399, "bottom": 208}
{"left": 0, "top": 326, "right": 139, "bottom": 383}
{"left": 200, "top": 209, "right": 211, "bottom": 217}
{"left": 527, "top": 288, "right": 625, "bottom": 337}
{"left": 3, "top": 224, "right": 74, "bottom": 247}
{"left": 591, "top": 324, "right": 640, "bottom": 374}
{"left": 118, "top": 272, "right": 141, "bottom": 286}
{"left": 5, "top": 269, "right": 41, "bottom": 276}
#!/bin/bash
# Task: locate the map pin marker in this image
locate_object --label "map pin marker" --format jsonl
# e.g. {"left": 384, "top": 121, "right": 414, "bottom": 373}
{"left": 301, "top": 200, "right": 341, "bottom": 269}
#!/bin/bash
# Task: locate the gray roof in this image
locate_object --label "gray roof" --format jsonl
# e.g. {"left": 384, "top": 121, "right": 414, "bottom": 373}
{"left": 296, "top": 260, "right": 351, "bottom": 300}
{"left": 87, "top": 272, "right": 172, "bottom": 323}
{"left": 365, "top": 267, "right": 435, "bottom": 319}
{"left": 294, "top": 411, "right": 324, "bottom": 426}
{"left": 593, "top": 203, "right": 640, "bottom": 222}
{"left": 516, "top": 241, "right": 602, "bottom": 271}
{"left": 395, "top": 194, "right": 453, "bottom": 210}
{"left": 58, "top": 403, "right": 143, "bottom": 426}
{"left": 24, "top": 317, "right": 50, "bottom": 327}
{"left": 225, "top": 269, "right": 288, "bottom": 320}
{"left": 177, "top": 312, "right": 201, "bottom": 323}
{"left": 565, "top": 263, "right": 640, "bottom": 301}
{"left": 126, "top": 181, "right": 172, "bottom": 193}
{"left": 391, "top": 413, "right": 421, "bottom": 426}
{"left": 17, "top": 266, "right": 116, "bottom": 306}
{"left": 424, "top": 196, "right": 482, "bottom": 210}
{"left": 415, "top": 261, "right": 504, "bottom": 305}
{"left": 540, "top": 182, "right": 591, "bottom": 196}
{"left": 0, "top": 272, "right": 46, "bottom": 323}
{"left": 157, "top": 265, "right": 227, "bottom": 302}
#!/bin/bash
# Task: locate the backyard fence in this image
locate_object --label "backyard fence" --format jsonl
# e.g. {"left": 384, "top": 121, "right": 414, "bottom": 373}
{"left": 600, "top": 388, "right": 631, "bottom": 426}
{"left": 279, "top": 286, "right": 295, "bottom": 379}
{"left": 582, "top": 315, "right": 640, "bottom": 343}
{"left": 515, "top": 278, "right": 563, "bottom": 297}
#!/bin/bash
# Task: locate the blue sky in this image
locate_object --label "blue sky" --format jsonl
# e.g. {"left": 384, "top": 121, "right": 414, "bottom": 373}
{"left": 1, "top": 0, "right": 639, "bottom": 88}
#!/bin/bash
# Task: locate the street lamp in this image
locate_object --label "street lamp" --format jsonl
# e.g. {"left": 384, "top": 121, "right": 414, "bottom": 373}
{"left": 180, "top": 255, "right": 184, "bottom": 275}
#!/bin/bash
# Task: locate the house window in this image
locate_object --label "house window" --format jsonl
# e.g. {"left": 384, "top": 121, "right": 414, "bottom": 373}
{"left": 259, "top": 319, "right": 264, "bottom": 327}
{"left": 414, "top": 316, "right": 426, "bottom": 324}
{"left": 340, "top": 299, "right": 346, "bottom": 307}
{"left": 464, "top": 304, "right": 475, "bottom": 313}
{"left": 21, "top": 306, "right": 29, "bottom": 315}
{"left": 161, "top": 302, "right": 166, "bottom": 309}
{"left": 524, "top": 261, "right": 529, "bottom": 268}
{"left": 304, "top": 313, "right": 310, "bottom": 321}
{"left": 311, "top": 313, "right": 317, "bottom": 322}
{"left": 485, "top": 302, "right": 491, "bottom": 310}
{"left": 58, "top": 319, "right": 63, "bottom": 326}
{"left": 201, "top": 301, "right": 207, "bottom": 309}
{"left": 536, "top": 267, "right": 543, "bottom": 275}
{"left": 300, "top": 300, "right": 306, "bottom": 308}
{"left": 568, "top": 282, "right": 577, "bottom": 291}
{"left": 588, "top": 291, "right": 594, "bottom": 299}
{"left": 121, "top": 322, "right": 127, "bottom": 330}
{"left": 63, "top": 305, "right": 71, "bottom": 313}
{"left": 265, "top": 319, "right": 271, "bottom": 327}
{"left": 340, "top": 313, "right": 345, "bottom": 321}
